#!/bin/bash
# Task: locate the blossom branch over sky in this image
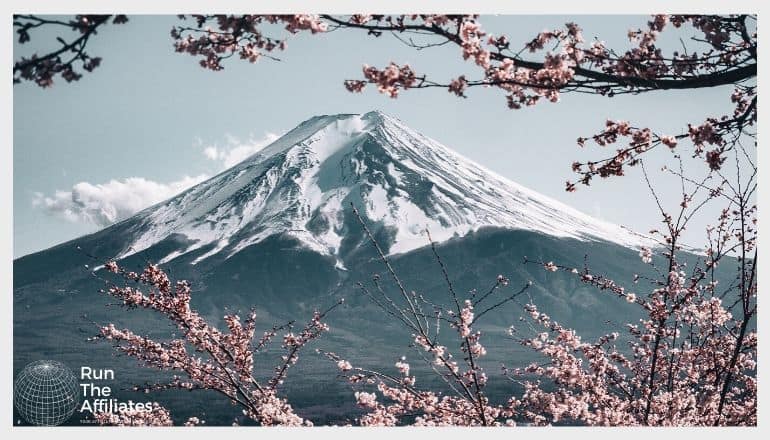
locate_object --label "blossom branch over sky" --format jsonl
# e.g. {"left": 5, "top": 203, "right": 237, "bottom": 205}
{"left": 14, "top": 14, "right": 755, "bottom": 191}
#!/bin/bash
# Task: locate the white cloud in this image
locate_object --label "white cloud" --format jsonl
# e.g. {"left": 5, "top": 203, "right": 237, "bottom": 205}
{"left": 33, "top": 174, "right": 209, "bottom": 227}
{"left": 202, "top": 132, "right": 279, "bottom": 168}
{"left": 203, "top": 146, "right": 220, "bottom": 161}
{"left": 32, "top": 132, "right": 283, "bottom": 229}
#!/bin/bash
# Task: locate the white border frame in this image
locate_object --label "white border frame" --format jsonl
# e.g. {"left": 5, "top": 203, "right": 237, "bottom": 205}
{"left": 2, "top": 2, "right": 765, "bottom": 439}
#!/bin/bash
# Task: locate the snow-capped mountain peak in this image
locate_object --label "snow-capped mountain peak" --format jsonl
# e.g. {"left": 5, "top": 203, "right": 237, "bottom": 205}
{"left": 120, "top": 110, "right": 652, "bottom": 266}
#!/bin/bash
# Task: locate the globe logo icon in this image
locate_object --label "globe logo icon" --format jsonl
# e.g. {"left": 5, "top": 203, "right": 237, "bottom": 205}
{"left": 14, "top": 360, "right": 80, "bottom": 426}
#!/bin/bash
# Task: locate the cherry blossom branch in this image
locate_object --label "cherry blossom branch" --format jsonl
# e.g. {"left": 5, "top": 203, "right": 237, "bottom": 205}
{"left": 13, "top": 15, "right": 128, "bottom": 87}
{"left": 92, "top": 261, "right": 340, "bottom": 426}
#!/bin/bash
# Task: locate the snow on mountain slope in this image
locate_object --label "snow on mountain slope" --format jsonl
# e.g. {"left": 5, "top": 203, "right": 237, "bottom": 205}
{"left": 119, "top": 110, "right": 653, "bottom": 266}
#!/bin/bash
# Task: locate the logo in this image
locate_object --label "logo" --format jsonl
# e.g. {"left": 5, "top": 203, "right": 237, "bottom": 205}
{"left": 14, "top": 360, "right": 80, "bottom": 426}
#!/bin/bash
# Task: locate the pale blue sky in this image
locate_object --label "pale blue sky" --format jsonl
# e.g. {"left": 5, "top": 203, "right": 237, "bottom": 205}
{"left": 13, "top": 15, "right": 742, "bottom": 257}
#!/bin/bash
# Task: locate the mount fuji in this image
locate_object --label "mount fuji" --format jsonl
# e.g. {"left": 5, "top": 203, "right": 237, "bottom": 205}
{"left": 15, "top": 110, "right": 664, "bottom": 425}
{"left": 111, "top": 110, "right": 651, "bottom": 268}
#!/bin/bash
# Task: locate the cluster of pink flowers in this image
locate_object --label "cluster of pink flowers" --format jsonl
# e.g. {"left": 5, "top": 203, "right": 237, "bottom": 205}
{"left": 334, "top": 352, "right": 515, "bottom": 426}
{"left": 511, "top": 290, "right": 755, "bottom": 426}
{"left": 639, "top": 246, "right": 653, "bottom": 264}
{"left": 337, "top": 360, "right": 353, "bottom": 371}
{"left": 329, "top": 15, "right": 587, "bottom": 106}
{"left": 458, "top": 20, "right": 491, "bottom": 69}
{"left": 170, "top": 15, "right": 327, "bottom": 72}
{"left": 448, "top": 75, "right": 468, "bottom": 97}
{"left": 688, "top": 121, "right": 722, "bottom": 151}
{"left": 346, "top": 63, "right": 418, "bottom": 98}
{"left": 284, "top": 14, "right": 327, "bottom": 34}
{"left": 660, "top": 136, "right": 678, "bottom": 149}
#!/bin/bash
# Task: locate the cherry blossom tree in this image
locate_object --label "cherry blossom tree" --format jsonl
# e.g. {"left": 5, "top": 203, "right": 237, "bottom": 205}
{"left": 91, "top": 260, "right": 342, "bottom": 426}
{"left": 510, "top": 146, "right": 756, "bottom": 425}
